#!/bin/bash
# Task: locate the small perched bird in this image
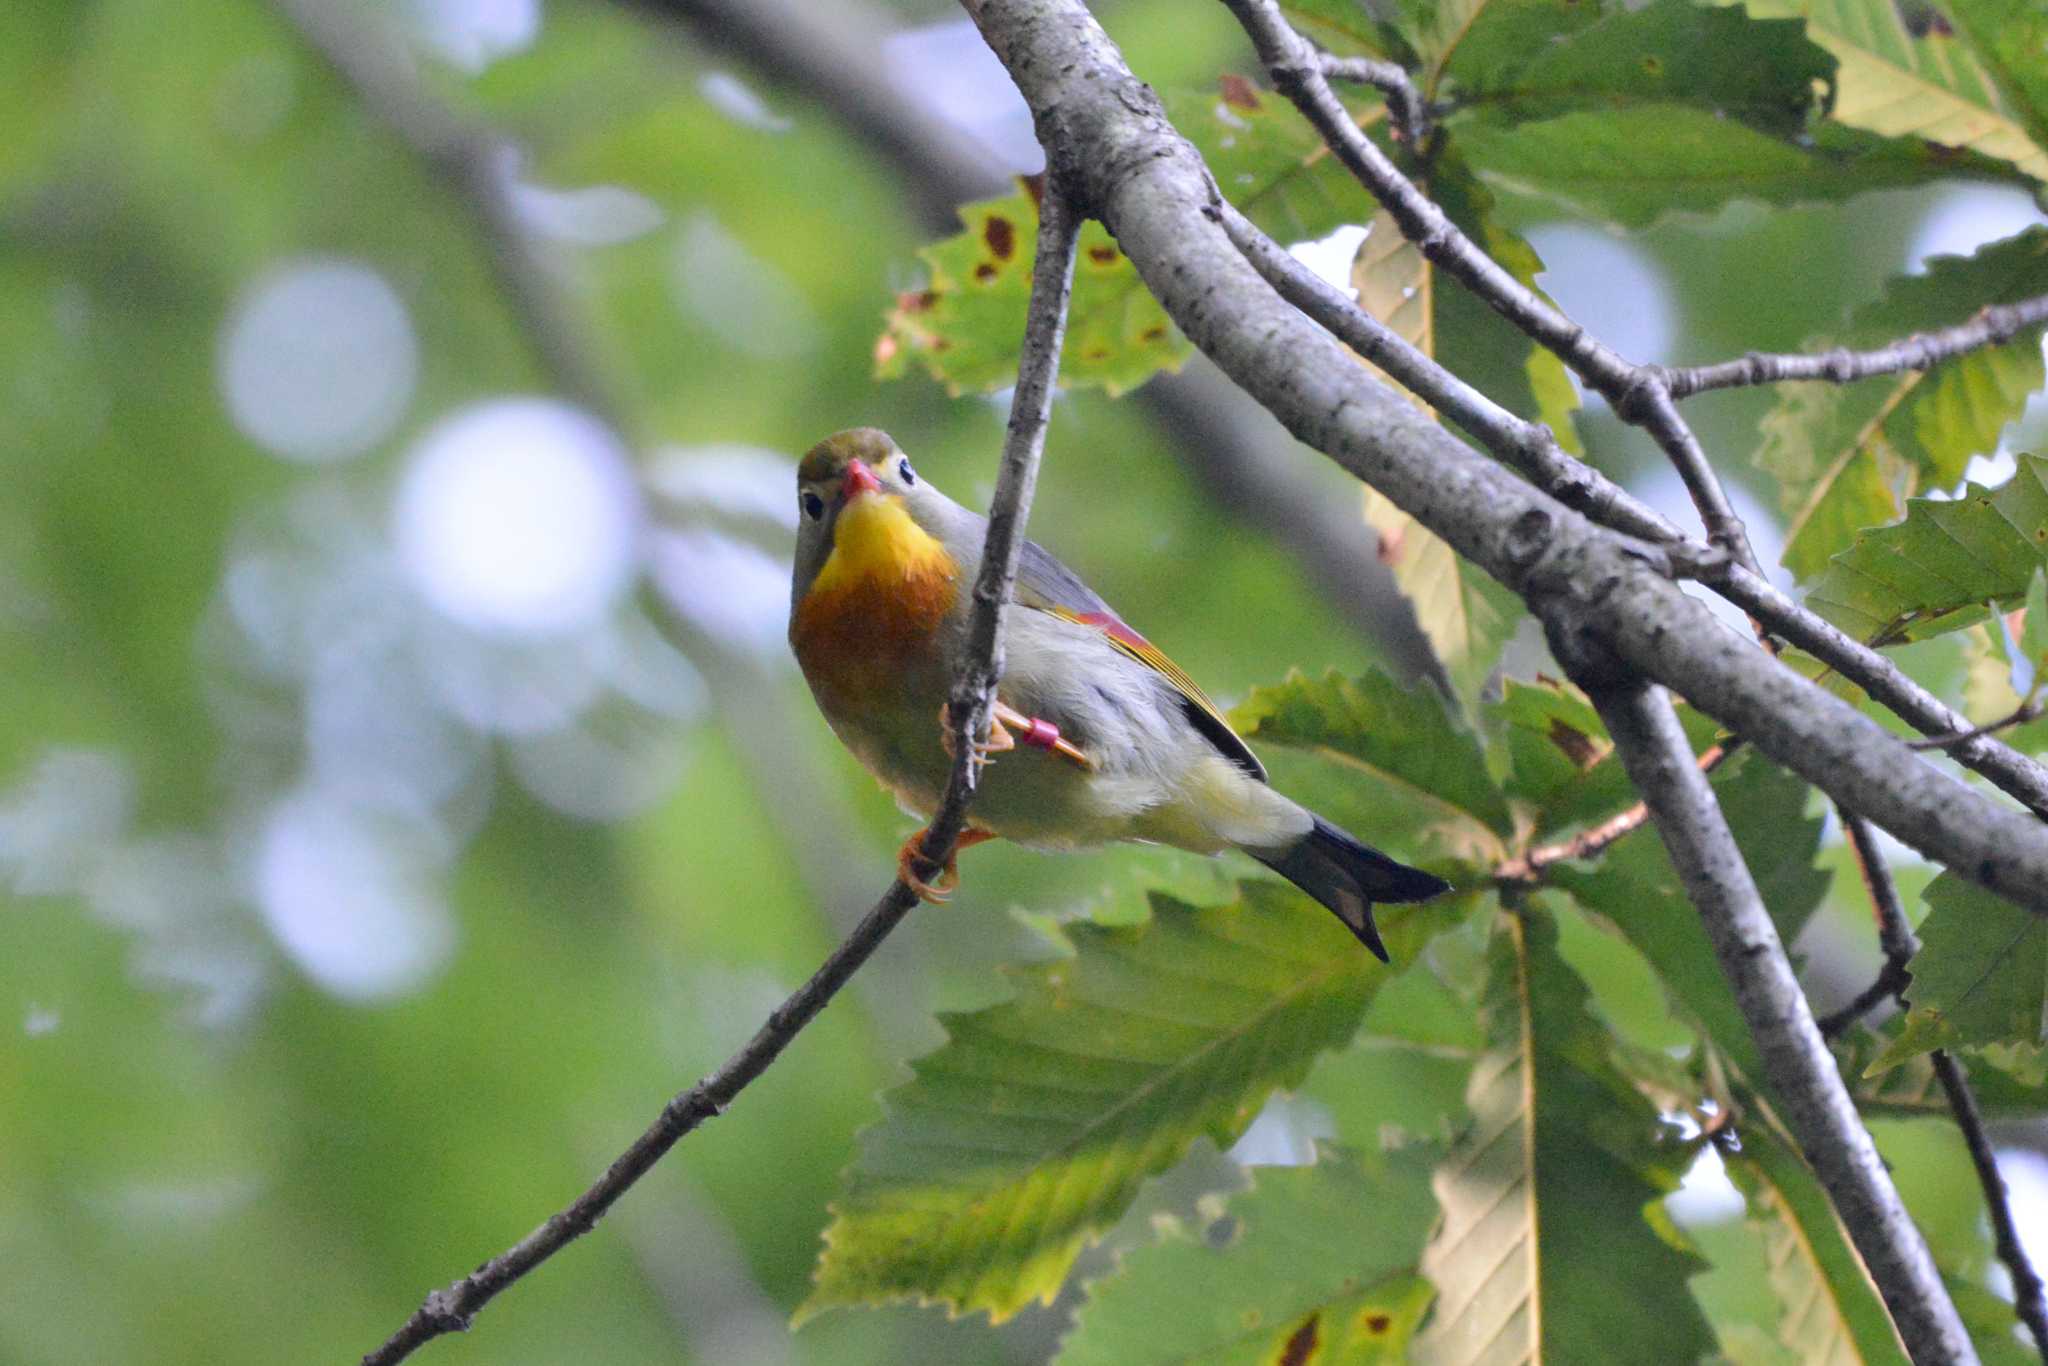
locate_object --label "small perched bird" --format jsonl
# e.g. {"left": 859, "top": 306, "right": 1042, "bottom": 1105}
{"left": 787, "top": 428, "right": 1449, "bottom": 961}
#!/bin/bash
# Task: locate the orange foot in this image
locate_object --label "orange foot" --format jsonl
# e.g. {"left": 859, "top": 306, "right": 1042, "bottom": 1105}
{"left": 897, "top": 827, "right": 999, "bottom": 904}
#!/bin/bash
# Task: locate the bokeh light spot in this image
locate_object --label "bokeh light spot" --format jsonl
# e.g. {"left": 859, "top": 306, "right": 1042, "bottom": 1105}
{"left": 218, "top": 258, "right": 417, "bottom": 465}
{"left": 395, "top": 398, "right": 642, "bottom": 637}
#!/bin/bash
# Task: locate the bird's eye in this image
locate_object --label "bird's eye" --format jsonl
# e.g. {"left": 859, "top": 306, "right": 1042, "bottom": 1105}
{"left": 897, "top": 456, "right": 917, "bottom": 486}
{"left": 801, "top": 490, "right": 825, "bottom": 521}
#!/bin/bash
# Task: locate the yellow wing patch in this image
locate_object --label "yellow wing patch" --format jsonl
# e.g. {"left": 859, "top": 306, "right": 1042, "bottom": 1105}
{"left": 1042, "top": 605, "right": 1266, "bottom": 781}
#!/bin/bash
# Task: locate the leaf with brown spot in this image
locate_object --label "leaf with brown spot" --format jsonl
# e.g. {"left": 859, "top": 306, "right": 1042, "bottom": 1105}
{"left": 876, "top": 186, "right": 1188, "bottom": 396}
{"left": 1059, "top": 1148, "right": 1439, "bottom": 1365}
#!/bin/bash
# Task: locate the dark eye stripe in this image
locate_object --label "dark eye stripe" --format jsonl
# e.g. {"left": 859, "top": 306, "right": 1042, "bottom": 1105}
{"left": 899, "top": 457, "right": 917, "bottom": 485}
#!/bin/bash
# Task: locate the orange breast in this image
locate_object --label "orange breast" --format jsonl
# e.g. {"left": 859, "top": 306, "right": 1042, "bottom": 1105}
{"left": 791, "top": 560, "right": 958, "bottom": 706}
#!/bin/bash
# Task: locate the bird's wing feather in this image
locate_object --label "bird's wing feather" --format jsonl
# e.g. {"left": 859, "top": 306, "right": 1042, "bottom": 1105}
{"left": 1014, "top": 539, "right": 1268, "bottom": 782}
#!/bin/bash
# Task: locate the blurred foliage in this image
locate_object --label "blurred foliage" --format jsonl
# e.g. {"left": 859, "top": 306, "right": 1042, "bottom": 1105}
{"left": 5, "top": 0, "right": 2048, "bottom": 1364}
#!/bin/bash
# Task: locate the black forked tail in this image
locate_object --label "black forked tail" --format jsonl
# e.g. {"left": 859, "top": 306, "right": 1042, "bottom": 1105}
{"left": 1251, "top": 816, "right": 1450, "bottom": 963}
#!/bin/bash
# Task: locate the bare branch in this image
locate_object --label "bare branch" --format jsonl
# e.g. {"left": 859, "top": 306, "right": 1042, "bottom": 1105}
{"left": 1317, "top": 53, "right": 1430, "bottom": 148}
{"left": 1932, "top": 1052, "right": 2048, "bottom": 1358}
{"left": 1494, "top": 741, "right": 1736, "bottom": 884}
{"left": 1816, "top": 961, "right": 1912, "bottom": 1039}
{"left": 357, "top": 163, "right": 1086, "bottom": 1366}
{"left": 1906, "top": 695, "right": 2045, "bottom": 751}
{"left": 1662, "top": 295, "right": 2048, "bottom": 398}
{"left": 1714, "top": 569, "right": 2048, "bottom": 819}
{"left": 1832, "top": 813, "right": 2048, "bottom": 1357}
{"left": 1218, "top": 0, "right": 1762, "bottom": 571}
{"left": 1582, "top": 682, "right": 1972, "bottom": 1364}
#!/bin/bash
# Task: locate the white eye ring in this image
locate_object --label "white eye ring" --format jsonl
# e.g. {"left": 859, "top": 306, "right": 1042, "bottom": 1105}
{"left": 897, "top": 457, "right": 917, "bottom": 486}
{"left": 801, "top": 490, "right": 825, "bottom": 520}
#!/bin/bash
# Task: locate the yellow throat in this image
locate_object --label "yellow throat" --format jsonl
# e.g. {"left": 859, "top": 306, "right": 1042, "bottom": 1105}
{"left": 810, "top": 494, "right": 955, "bottom": 597}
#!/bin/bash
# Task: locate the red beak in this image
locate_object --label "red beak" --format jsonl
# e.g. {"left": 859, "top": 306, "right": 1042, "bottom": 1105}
{"left": 841, "top": 459, "right": 882, "bottom": 501}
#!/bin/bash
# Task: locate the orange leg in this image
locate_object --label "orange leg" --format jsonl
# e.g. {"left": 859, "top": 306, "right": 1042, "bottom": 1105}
{"left": 938, "top": 701, "right": 1091, "bottom": 771}
{"left": 897, "top": 827, "right": 1000, "bottom": 904}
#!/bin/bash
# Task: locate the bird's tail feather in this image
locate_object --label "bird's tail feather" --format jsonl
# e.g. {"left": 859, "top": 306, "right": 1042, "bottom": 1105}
{"left": 1250, "top": 815, "right": 1450, "bottom": 963}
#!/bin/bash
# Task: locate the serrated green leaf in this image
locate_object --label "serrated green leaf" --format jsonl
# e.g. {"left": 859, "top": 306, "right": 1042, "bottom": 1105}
{"left": 1058, "top": 1147, "right": 1439, "bottom": 1366}
{"left": 1413, "top": 906, "right": 1714, "bottom": 1364}
{"left": 1805, "top": 451, "right": 2048, "bottom": 643}
{"left": 1169, "top": 81, "right": 1377, "bottom": 244}
{"left": 2020, "top": 568, "right": 2048, "bottom": 687}
{"left": 1457, "top": 0, "right": 1835, "bottom": 138}
{"left": 1739, "top": 0, "right": 2048, "bottom": 183}
{"left": 1727, "top": 1119, "right": 1910, "bottom": 1364}
{"left": 877, "top": 188, "right": 1190, "bottom": 397}
{"left": 1489, "top": 677, "right": 1625, "bottom": 835}
{"left": 1867, "top": 872, "right": 2046, "bottom": 1073}
{"left": 1838, "top": 1021, "right": 2048, "bottom": 1118}
{"left": 1548, "top": 752, "right": 1828, "bottom": 1083}
{"left": 1766, "top": 232, "right": 2048, "bottom": 579}
{"left": 1457, "top": 106, "right": 2001, "bottom": 230}
{"left": 804, "top": 882, "right": 1455, "bottom": 1322}
{"left": 1233, "top": 667, "right": 1514, "bottom": 839}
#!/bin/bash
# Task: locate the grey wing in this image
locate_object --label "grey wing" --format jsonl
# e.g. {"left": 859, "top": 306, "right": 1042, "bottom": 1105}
{"left": 1010, "top": 539, "right": 1268, "bottom": 782}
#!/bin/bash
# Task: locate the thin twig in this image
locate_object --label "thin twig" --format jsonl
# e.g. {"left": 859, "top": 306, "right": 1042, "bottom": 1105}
{"left": 1662, "top": 295, "right": 2048, "bottom": 398}
{"left": 1906, "top": 696, "right": 2044, "bottom": 751}
{"left": 1932, "top": 1051, "right": 2048, "bottom": 1358}
{"left": 358, "top": 178, "right": 1085, "bottom": 1366}
{"left": 1836, "top": 813, "right": 2048, "bottom": 1358}
{"left": 1317, "top": 53, "right": 1429, "bottom": 148}
{"left": 1219, "top": 0, "right": 1763, "bottom": 573}
{"left": 1816, "top": 960, "right": 1912, "bottom": 1039}
{"left": 1714, "top": 568, "right": 2048, "bottom": 820}
{"left": 1582, "top": 681, "right": 1973, "bottom": 1363}
{"left": 1494, "top": 740, "right": 1738, "bottom": 884}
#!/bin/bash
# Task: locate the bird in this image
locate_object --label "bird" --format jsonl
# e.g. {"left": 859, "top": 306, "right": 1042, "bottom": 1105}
{"left": 787, "top": 427, "right": 1450, "bottom": 961}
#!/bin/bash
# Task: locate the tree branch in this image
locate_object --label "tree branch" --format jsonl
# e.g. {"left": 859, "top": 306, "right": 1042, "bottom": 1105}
{"left": 961, "top": 0, "right": 2048, "bottom": 914}
{"left": 1661, "top": 294, "right": 2048, "bottom": 398}
{"left": 1317, "top": 53, "right": 1429, "bottom": 149}
{"left": 1218, "top": 0, "right": 1762, "bottom": 571}
{"left": 357, "top": 170, "right": 1085, "bottom": 1366}
{"left": 1213, "top": 129, "right": 2048, "bottom": 822}
{"left": 1836, "top": 813, "right": 2048, "bottom": 1358}
{"left": 1580, "top": 682, "right": 1972, "bottom": 1364}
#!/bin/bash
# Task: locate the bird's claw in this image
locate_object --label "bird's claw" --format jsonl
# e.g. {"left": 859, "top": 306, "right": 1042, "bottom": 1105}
{"left": 938, "top": 703, "right": 1017, "bottom": 770}
{"left": 896, "top": 827, "right": 998, "bottom": 905}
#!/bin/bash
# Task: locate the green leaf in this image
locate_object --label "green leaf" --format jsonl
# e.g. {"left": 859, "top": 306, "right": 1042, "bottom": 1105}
{"left": 1947, "top": 0, "right": 2048, "bottom": 165}
{"left": 1868, "top": 872, "right": 2046, "bottom": 1073}
{"left": 1413, "top": 906, "right": 1714, "bottom": 1363}
{"left": 1548, "top": 751, "right": 1828, "bottom": 1083}
{"left": 1727, "top": 1118, "right": 1910, "bottom": 1364}
{"left": 1169, "top": 80, "right": 1377, "bottom": 243}
{"left": 1838, "top": 1021, "right": 2048, "bottom": 1118}
{"left": 877, "top": 188, "right": 1191, "bottom": 397}
{"left": 1233, "top": 667, "right": 1515, "bottom": 838}
{"left": 1738, "top": 0, "right": 2048, "bottom": 183}
{"left": 1489, "top": 677, "right": 1626, "bottom": 836}
{"left": 2021, "top": 567, "right": 2048, "bottom": 688}
{"left": 1765, "top": 231, "right": 2048, "bottom": 580}
{"left": 1282, "top": 0, "right": 1410, "bottom": 62}
{"left": 1804, "top": 451, "right": 2048, "bottom": 643}
{"left": 1456, "top": 106, "right": 2001, "bottom": 230}
{"left": 803, "top": 882, "right": 1452, "bottom": 1322}
{"left": 1058, "top": 1147, "right": 1439, "bottom": 1366}
{"left": 1457, "top": 0, "right": 1835, "bottom": 138}
{"left": 1404, "top": 0, "right": 1605, "bottom": 97}
{"left": 1362, "top": 486, "right": 1525, "bottom": 710}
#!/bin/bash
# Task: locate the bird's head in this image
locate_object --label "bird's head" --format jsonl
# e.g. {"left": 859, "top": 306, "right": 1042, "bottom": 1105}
{"left": 792, "top": 427, "right": 959, "bottom": 608}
